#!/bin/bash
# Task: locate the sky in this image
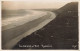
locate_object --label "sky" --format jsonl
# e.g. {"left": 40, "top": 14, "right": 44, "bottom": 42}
{"left": 2, "top": 0, "right": 77, "bottom": 10}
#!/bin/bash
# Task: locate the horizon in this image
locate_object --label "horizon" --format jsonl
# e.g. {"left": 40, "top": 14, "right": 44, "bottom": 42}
{"left": 2, "top": 1, "right": 73, "bottom": 10}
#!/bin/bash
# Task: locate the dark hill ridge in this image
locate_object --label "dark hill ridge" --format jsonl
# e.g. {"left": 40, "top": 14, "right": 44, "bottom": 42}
{"left": 13, "top": 2, "right": 78, "bottom": 49}
{"left": 55, "top": 2, "right": 78, "bottom": 14}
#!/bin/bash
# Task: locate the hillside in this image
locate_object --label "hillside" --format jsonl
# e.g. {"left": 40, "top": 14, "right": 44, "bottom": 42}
{"left": 54, "top": 2, "right": 78, "bottom": 14}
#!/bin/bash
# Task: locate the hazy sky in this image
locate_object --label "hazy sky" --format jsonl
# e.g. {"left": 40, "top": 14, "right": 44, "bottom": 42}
{"left": 2, "top": 0, "right": 76, "bottom": 10}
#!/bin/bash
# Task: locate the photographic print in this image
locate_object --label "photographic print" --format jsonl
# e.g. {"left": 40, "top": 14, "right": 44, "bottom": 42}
{"left": 1, "top": 0, "right": 79, "bottom": 50}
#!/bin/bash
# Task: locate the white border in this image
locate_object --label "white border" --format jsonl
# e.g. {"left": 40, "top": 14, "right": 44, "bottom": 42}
{"left": 0, "top": 0, "right": 80, "bottom": 51}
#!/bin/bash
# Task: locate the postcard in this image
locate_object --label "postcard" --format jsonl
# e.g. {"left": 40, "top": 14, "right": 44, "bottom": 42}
{"left": 1, "top": 0, "right": 79, "bottom": 51}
